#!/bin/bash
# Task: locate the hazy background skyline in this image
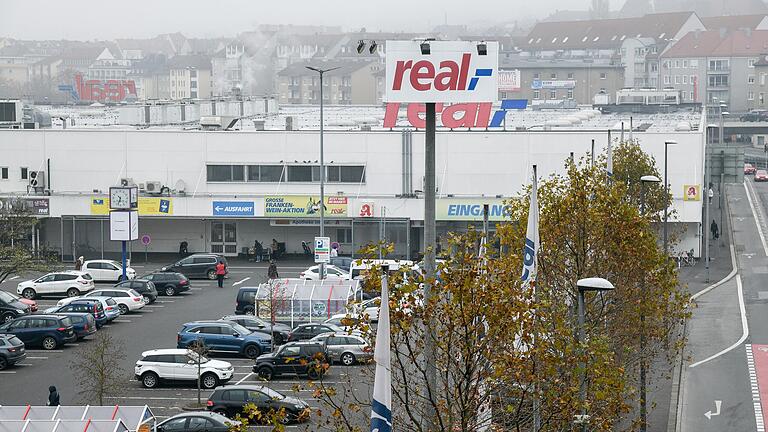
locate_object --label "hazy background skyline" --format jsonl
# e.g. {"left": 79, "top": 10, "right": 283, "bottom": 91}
{"left": 1, "top": 0, "right": 628, "bottom": 40}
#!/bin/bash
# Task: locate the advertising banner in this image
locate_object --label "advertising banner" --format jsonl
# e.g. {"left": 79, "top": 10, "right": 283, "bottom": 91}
{"left": 385, "top": 40, "right": 499, "bottom": 103}
{"left": 0, "top": 198, "right": 49, "bottom": 216}
{"left": 498, "top": 70, "right": 521, "bottom": 91}
{"left": 436, "top": 199, "right": 512, "bottom": 221}
{"left": 683, "top": 185, "right": 701, "bottom": 201}
{"left": 264, "top": 196, "right": 348, "bottom": 218}
{"left": 110, "top": 211, "right": 139, "bottom": 241}
{"left": 531, "top": 80, "right": 576, "bottom": 89}
{"left": 91, "top": 197, "right": 173, "bottom": 216}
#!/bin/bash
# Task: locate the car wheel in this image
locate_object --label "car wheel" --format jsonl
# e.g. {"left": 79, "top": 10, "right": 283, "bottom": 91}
{"left": 207, "top": 270, "right": 217, "bottom": 280}
{"left": 141, "top": 372, "right": 159, "bottom": 388}
{"left": 118, "top": 304, "right": 129, "bottom": 315}
{"left": 1, "top": 313, "right": 14, "bottom": 324}
{"left": 201, "top": 372, "right": 219, "bottom": 389}
{"left": 0, "top": 356, "right": 7, "bottom": 370}
{"left": 66, "top": 288, "right": 80, "bottom": 297}
{"left": 142, "top": 295, "right": 152, "bottom": 304}
{"left": 244, "top": 306, "right": 255, "bottom": 316}
{"left": 341, "top": 352, "right": 356, "bottom": 366}
{"left": 42, "top": 336, "right": 57, "bottom": 350}
{"left": 22, "top": 288, "right": 36, "bottom": 300}
{"left": 165, "top": 286, "right": 176, "bottom": 296}
{"left": 244, "top": 344, "right": 261, "bottom": 359}
{"left": 257, "top": 366, "right": 274, "bottom": 380}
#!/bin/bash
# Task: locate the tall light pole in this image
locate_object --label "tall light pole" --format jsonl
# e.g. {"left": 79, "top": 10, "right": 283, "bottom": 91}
{"left": 575, "top": 277, "right": 615, "bottom": 432}
{"left": 663, "top": 140, "right": 677, "bottom": 256}
{"left": 306, "top": 65, "right": 340, "bottom": 279}
{"left": 639, "top": 175, "right": 660, "bottom": 432}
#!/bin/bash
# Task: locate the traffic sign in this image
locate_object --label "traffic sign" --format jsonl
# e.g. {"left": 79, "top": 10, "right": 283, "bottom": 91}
{"left": 212, "top": 201, "right": 255, "bottom": 217}
{"left": 314, "top": 236, "right": 330, "bottom": 263}
{"left": 141, "top": 234, "right": 151, "bottom": 246}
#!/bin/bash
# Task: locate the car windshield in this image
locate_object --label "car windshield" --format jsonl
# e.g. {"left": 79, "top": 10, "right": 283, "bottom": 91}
{"left": 128, "top": 289, "right": 141, "bottom": 297}
{"left": 260, "top": 387, "right": 285, "bottom": 400}
{"left": 0, "top": 291, "right": 18, "bottom": 303}
{"left": 59, "top": 317, "right": 72, "bottom": 326}
{"left": 231, "top": 323, "right": 251, "bottom": 335}
{"left": 109, "top": 261, "right": 123, "bottom": 268}
{"left": 81, "top": 273, "right": 93, "bottom": 280}
{"left": 8, "top": 336, "right": 22, "bottom": 345}
{"left": 105, "top": 298, "right": 117, "bottom": 306}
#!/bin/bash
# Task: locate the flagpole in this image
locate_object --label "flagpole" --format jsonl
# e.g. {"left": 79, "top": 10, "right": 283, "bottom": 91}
{"left": 370, "top": 265, "right": 392, "bottom": 432}
{"left": 529, "top": 165, "right": 540, "bottom": 432}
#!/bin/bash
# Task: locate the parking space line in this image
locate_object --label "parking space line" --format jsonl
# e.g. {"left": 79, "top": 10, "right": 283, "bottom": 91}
{"left": 26, "top": 356, "right": 48, "bottom": 359}
{"left": 236, "top": 372, "right": 253, "bottom": 384}
{"left": 15, "top": 363, "right": 33, "bottom": 366}
{"left": 155, "top": 300, "right": 175, "bottom": 303}
{"left": 0, "top": 371, "right": 16, "bottom": 374}
{"left": 114, "top": 319, "right": 132, "bottom": 323}
{"left": 27, "top": 350, "right": 62, "bottom": 353}
{"left": 146, "top": 305, "right": 164, "bottom": 308}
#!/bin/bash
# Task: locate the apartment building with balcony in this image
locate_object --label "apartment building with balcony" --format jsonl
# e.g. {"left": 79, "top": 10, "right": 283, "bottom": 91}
{"left": 276, "top": 60, "right": 379, "bottom": 105}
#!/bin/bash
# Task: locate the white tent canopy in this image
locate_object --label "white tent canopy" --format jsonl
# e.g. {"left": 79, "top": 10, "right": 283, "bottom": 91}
{"left": 0, "top": 406, "right": 154, "bottom": 432}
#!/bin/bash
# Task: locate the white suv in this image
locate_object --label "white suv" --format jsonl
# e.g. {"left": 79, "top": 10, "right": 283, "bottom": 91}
{"left": 135, "top": 348, "right": 234, "bottom": 389}
{"left": 56, "top": 288, "right": 146, "bottom": 315}
{"left": 17, "top": 271, "right": 95, "bottom": 300}
{"left": 81, "top": 260, "right": 136, "bottom": 282}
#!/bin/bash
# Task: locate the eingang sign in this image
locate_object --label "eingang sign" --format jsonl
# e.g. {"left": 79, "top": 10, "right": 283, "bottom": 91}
{"left": 386, "top": 40, "right": 499, "bottom": 103}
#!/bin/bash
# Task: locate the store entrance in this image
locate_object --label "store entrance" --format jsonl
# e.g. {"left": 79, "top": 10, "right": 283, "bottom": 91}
{"left": 211, "top": 221, "right": 237, "bottom": 256}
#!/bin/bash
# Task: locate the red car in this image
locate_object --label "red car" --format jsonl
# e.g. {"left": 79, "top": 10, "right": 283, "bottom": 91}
{"left": 756, "top": 170, "right": 768, "bottom": 182}
{"left": 745, "top": 163, "right": 757, "bottom": 175}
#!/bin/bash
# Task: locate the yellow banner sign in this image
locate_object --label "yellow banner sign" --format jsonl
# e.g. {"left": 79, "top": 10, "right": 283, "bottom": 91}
{"left": 91, "top": 197, "right": 174, "bottom": 215}
{"left": 264, "top": 196, "right": 348, "bottom": 218}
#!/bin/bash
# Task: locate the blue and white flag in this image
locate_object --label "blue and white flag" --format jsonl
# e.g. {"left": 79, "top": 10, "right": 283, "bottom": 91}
{"left": 370, "top": 270, "right": 392, "bottom": 432}
{"left": 521, "top": 166, "right": 539, "bottom": 288}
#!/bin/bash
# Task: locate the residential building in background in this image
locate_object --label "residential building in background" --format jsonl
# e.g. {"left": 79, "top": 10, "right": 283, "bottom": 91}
{"left": 168, "top": 55, "right": 212, "bottom": 100}
{"left": 276, "top": 60, "right": 380, "bottom": 105}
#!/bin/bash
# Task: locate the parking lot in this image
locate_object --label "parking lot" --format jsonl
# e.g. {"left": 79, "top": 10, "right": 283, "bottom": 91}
{"left": 0, "top": 259, "right": 373, "bottom": 430}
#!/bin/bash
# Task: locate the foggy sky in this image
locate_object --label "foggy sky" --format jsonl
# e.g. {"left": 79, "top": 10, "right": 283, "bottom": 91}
{"left": 1, "top": 0, "right": 628, "bottom": 40}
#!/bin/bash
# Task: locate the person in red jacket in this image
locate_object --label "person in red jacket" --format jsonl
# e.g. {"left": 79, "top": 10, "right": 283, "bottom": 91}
{"left": 215, "top": 260, "right": 226, "bottom": 288}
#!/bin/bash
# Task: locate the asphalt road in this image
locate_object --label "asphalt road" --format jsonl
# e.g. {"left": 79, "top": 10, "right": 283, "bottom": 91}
{"left": 679, "top": 179, "right": 768, "bottom": 432}
{"left": 0, "top": 260, "right": 374, "bottom": 430}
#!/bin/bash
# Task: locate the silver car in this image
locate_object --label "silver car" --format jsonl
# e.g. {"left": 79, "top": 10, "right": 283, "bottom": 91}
{"left": 309, "top": 332, "right": 372, "bottom": 366}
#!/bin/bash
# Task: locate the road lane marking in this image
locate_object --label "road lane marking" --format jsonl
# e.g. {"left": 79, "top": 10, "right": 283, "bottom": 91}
{"left": 9, "top": 276, "right": 18, "bottom": 280}
{"left": 236, "top": 372, "right": 253, "bottom": 384}
{"left": 233, "top": 277, "right": 250, "bottom": 286}
{"left": 0, "top": 371, "right": 16, "bottom": 374}
{"left": 747, "top": 345, "right": 766, "bottom": 431}
{"left": 744, "top": 180, "right": 768, "bottom": 257}
{"left": 690, "top": 275, "right": 748, "bottom": 368}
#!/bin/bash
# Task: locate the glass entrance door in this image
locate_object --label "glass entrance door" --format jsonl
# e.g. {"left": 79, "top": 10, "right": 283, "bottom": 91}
{"left": 211, "top": 222, "right": 238, "bottom": 256}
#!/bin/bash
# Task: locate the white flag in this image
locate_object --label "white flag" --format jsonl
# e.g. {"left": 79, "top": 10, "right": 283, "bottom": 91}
{"left": 607, "top": 130, "right": 613, "bottom": 177}
{"left": 521, "top": 166, "right": 539, "bottom": 287}
{"left": 370, "top": 270, "right": 392, "bottom": 432}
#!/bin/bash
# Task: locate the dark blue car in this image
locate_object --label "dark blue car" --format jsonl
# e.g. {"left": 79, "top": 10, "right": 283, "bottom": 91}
{"left": 52, "top": 312, "right": 97, "bottom": 340}
{"left": 0, "top": 314, "right": 76, "bottom": 350}
{"left": 177, "top": 320, "right": 272, "bottom": 359}
{"left": 46, "top": 299, "right": 108, "bottom": 329}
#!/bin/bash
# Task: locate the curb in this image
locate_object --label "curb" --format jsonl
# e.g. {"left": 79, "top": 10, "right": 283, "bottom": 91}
{"left": 668, "top": 185, "right": 736, "bottom": 432}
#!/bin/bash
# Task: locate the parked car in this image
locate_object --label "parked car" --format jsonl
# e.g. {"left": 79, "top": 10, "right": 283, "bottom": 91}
{"left": 324, "top": 313, "right": 365, "bottom": 333}
{"left": 177, "top": 320, "right": 272, "bottom": 359}
{"left": 348, "top": 297, "right": 380, "bottom": 322}
{"left": 56, "top": 288, "right": 146, "bottom": 315}
{"left": 0, "top": 334, "right": 26, "bottom": 370}
{"left": 329, "top": 256, "right": 354, "bottom": 272}
{"left": 115, "top": 279, "right": 158, "bottom": 303}
{"left": 0, "top": 290, "right": 31, "bottom": 323}
{"left": 206, "top": 385, "right": 311, "bottom": 423}
{"left": 299, "top": 265, "right": 350, "bottom": 280}
{"left": 135, "top": 348, "right": 234, "bottom": 389}
{"left": 142, "top": 272, "right": 190, "bottom": 296}
{"left": 17, "top": 271, "right": 95, "bottom": 300}
{"left": 287, "top": 323, "right": 343, "bottom": 342}
{"left": 253, "top": 341, "right": 329, "bottom": 380}
{"left": 53, "top": 312, "right": 97, "bottom": 340}
{"left": 81, "top": 259, "right": 136, "bottom": 282}
{"left": 219, "top": 315, "right": 291, "bottom": 345}
{"left": 745, "top": 163, "right": 757, "bottom": 175}
{"left": 310, "top": 332, "right": 372, "bottom": 365}
{"left": 235, "top": 287, "right": 258, "bottom": 315}
{"left": 45, "top": 299, "right": 110, "bottom": 328}
{"left": 154, "top": 412, "right": 240, "bottom": 432}
{"left": 161, "top": 254, "right": 228, "bottom": 280}
{"left": 757, "top": 170, "right": 768, "bottom": 182}
{"left": 0, "top": 314, "right": 76, "bottom": 350}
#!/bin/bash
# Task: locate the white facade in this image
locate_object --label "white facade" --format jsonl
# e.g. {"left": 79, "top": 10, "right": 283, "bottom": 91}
{"left": 0, "top": 125, "right": 705, "bottom": 258}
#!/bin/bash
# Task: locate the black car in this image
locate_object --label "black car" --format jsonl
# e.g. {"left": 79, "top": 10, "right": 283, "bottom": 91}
{"left": 161, "top": 254, "right": 228, "bottom": 280}
{"left": 141, "top": 272, "right": 190, "bottom": 296}
{"left": 0, "top": 334, "right": 26, "bottom": 370}
{"left": 253, "top": 341, "right": 329, "bottom": 380}
{"left": 235, "top": 287, "right": 258, "bottom": 315}
{"left": 154, "top": 412, "right": 239, "bottom": 432}
{"left": 115, "top": 279, "right": 158, "bottom": 303}
{"left": 220, "top": 315, "right": 291, "bottom": 345}
{"left": 0, "top": 290, "right": 31, "bottom": 323}
{"left": 207, "top": 385, "right": 310, "bottom": 423}
{"left": 0, "top": 314, "right": 76, "bottom": 350}
{"left": 287, "top": 323, "right": 343, "bottom": 342}
{"left": 53, "top": 312, "right": 97, "bottom": 340}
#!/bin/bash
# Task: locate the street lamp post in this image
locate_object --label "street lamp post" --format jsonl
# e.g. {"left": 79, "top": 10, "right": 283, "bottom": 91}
{"left": 639, "top": 175, "right": 660, "bottom": 432}
{"left": 575, "top": 277, "right": 616, "bottom": 432}
{"left": 306, "top": 65, "right": 341, "bottom": 279}
{"left": 663, "top": 140, "right": 677, "bottom": 256}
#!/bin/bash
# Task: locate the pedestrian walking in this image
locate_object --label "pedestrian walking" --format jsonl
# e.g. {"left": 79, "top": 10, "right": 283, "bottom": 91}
{"left": 254, "top": 240, "right": 263, "bottom": 262}
{"left": 215, "top": 260, "right": 226, "bottom": 288}
{"left": 708, "top": 187, "right": 714, "bottom": 204}
{"left": 74, "top": 256, "right": 84, "bottom": 271}
{"left": 267, "top": 260, "right": 279, "bottom": 280}
{"left": 47, "top": 386, "right": 60, "bottom": 406}
{"left": 711, "top": 219, "right": 719, "bottom": 240}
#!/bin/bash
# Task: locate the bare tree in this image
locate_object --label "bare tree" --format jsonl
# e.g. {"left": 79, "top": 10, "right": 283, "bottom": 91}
{"left": 70, "top": 331, "right": 126, "bottom": 405}
{"left": 188, "top": 339, "right": 210, "bottom": 407}
{"left": 0, "top": 198, "right": 56, "bottom": 285}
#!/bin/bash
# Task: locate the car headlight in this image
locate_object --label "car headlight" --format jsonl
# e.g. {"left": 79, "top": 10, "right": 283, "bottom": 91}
{"left": 294, "top": 404, "right": 305, "bottom": 410}
{"left": 15, "top": 309, "right": 25, "bottom": 314}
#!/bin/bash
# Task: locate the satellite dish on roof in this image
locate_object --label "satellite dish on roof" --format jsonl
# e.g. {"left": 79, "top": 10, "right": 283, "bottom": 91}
{"left": 175, "top": 179, "right": 187, "bottom": 194}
